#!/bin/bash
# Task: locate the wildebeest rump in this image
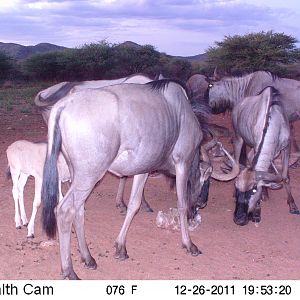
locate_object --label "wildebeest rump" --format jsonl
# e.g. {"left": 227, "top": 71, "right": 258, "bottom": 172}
{"left": 42, "top": 80, "right": 209, "bottom": 279}
{"left": 35, "top": 74, "right": 154, "bottom": 213}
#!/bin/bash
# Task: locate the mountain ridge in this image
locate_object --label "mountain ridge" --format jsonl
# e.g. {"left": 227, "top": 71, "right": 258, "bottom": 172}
{"left": 0, "top": 41, "right": 207, "bottom": 62}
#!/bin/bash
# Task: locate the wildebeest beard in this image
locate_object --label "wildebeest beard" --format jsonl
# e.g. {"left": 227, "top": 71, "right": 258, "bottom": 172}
{"left": 210, "top": 99, "right": 233, "bottom": 114}
{"left": 198, "top": 179, "right": 210, "bottom": 209}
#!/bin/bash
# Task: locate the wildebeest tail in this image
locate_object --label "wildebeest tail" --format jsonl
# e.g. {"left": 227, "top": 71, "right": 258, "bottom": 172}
{"left": 42, "top": 107, "right": 64, "bottom": 238}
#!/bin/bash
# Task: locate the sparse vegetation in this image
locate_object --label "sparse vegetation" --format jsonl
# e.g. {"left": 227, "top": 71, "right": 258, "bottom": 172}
{"left": 0, "top": 82, "right": 50, "bottom": 112}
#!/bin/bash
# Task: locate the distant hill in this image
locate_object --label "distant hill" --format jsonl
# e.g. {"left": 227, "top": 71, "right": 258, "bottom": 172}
{"left": 172, "top": 53, "right": 208, "bottom": 62}
{"left": 0, "top": 41, "right": 207, "bottom": 62}
{"left": 116, "top": 41, "right": 207, "bottom": 62}
{"left": 0, "top": 42, "right": 68, "bottom": 60}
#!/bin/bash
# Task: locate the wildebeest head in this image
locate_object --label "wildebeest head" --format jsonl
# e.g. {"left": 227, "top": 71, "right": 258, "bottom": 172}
{"left": 189, "top": 141, "right": 240, "bottom": 215}
{"left": 207, "top": 80, "right": 235, "bottom": 114}
{"left": 234, "top": 168, "right": 283, "bottom": 225}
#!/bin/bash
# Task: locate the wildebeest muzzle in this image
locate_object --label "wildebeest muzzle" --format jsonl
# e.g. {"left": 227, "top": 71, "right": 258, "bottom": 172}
{"left": 233, "top": 186, "right": 258, "bottom": 226}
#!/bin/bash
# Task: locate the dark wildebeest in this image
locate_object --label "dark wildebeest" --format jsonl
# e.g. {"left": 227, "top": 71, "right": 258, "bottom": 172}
{"left": 41, "top": 79, "right": 238, "bottom": 279}
{"left": 231, "top": 86, "right": 299, "bottom": 225}
{"left": 35, "top": 73, "right": 154, "bottom": 214}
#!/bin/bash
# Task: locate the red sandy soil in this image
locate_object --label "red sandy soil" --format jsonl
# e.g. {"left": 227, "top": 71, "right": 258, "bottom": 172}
{"left": 0, "top": 109, "right": 300, "bottom": 280}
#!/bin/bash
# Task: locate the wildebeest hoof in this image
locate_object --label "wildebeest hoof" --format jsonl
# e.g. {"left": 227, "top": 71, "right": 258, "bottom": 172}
{"left": 143, "top": 207, "right": 154, "bottom": 213}
{"left": 183, "top": 243, "right": 202, "bottom": 256}
{"left": 114, "top": 244, "right": 129, "bottom": 260}
{"left": 27, "top": 234, "right": 35, "bottom": 239}
{"left": 84, "top": 257, "right": 97, "bottom": 270}
{"left": 290, "top": 208, "right": 300, "bottom": 214}
{"left": 23, "top": 223, "right": 28, "bottom": 227}
{"left": 116, "top": 204, "right": 127, "bottom": 215}
{"left": 66, "top": 273, "right": 81, "bottom": 280}
{"left": 16, "top": 225, "right": 22, "bottom": 230}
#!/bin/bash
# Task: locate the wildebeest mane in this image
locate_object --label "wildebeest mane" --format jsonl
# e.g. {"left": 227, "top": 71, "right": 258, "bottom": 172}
{"left": 147, "top": 78, "right": 189, "bottom": 95}
{"left": 147, "top": 79, "right": 211, "bottom": 126}
{"left": 251, "top": 86, "right": 280, "bottom": 169}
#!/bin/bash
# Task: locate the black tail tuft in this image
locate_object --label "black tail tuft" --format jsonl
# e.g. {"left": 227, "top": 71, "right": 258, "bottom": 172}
{"left": 42, "top": 109, "right": 63, "bottom": 238}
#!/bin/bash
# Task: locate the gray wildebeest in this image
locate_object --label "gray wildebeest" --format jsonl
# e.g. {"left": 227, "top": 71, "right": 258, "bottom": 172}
{"left": 231, "top": 86, "right": 299, "bottom": 225}
{"left": 186, "top": 74, "right": 209, "bottom": 102}
{"left": 208, "top": 71, "right": 300, "bottom": 119}
{"left": 35, "top": 73, "right": 154, "bottom": 214}
{"left": 41, "top": 79, "right": 238, "bottom": 279}
{"left": 6, "top": 140, "right": 70, "bottom": 238}
{"left": 208, "top": 71, "right": 300, "bottom": 153}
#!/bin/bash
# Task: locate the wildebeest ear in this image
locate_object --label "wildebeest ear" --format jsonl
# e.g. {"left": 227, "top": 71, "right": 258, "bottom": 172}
{"left": 212, "top": 67, "right": 221, "bottom": 81}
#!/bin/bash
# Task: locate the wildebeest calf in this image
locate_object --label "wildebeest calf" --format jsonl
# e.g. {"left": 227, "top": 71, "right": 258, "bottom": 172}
{"left": 6, "top": 140, "right": 70, "bottom": 238}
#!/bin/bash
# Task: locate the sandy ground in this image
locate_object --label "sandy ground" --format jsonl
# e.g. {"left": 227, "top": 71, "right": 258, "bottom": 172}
{"left": 0, "top": 108, "right": 300, "bottom": 280}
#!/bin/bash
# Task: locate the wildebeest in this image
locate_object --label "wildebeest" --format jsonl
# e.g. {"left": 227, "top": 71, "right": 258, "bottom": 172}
{"left": 35, "top": 73, "right": 154, "bottom": 213}
{"left": 186, "top": 74, "right": 209, "bottom": 101}
{"left": 41, "top": 79, "right": 238, "bottom": 279}
{"left": 208, "top": 70, "right": 300, "bottom": 169}
{"left": 231, "top": 86, "right": 299, "bottom": 225}
{"left": 6, "top": 140, "right": 70, "bottom": 238}
{"left": 208, "top": 71, "right": 300, "bottom": 119}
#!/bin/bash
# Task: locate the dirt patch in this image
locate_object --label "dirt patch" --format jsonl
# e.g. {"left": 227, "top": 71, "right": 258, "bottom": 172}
{"left": 0, "top": 109, "right": 300, "bottom": 280}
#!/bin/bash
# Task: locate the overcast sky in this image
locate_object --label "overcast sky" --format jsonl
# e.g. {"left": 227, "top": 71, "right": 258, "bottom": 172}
{"left": 0, "top": 0, "right": 299, "bottom": 56}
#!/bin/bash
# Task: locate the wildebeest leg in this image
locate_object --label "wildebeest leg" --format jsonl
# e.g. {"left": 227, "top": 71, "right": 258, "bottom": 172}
{"left": 27, "top": 178, "right": 42, "bottom": 238}
{"left": 116, "top": 177, "right": 153, "bottom": 214}
{"left": 175, "top": 164, "right": 201, "bottom": 256}
{"left": 57, "top": 177, "right": 97, "bottom": 280}
{"left": 10, "top": 170, "right": 22, "bottom": 229}
{"left": 116, "top": 177, "right": 127, "bottom": 214}
{"left": 281, "top": 148, "right": 300, "bottom": 214}
{"left": 15, "top": 173, "right": 29, "bottom": 227}
{"left": 115, "top": 173, "right": 148, "bottom": 260}
{"left": 56, "top": 187, "right": 78, "bottom": 280}
{"left": 261, "top": 187, "right": 269, "bottom": 201}
{"left": 140, "top": 190, "right": 153, "bottom": 212}
{"left": 289, "top": 124, "right": 300, "bottom": 168}
{"left": 73, "top": 193, "right": 97, "bottom": 270}
{"left": 233, "top": 136, "right": 244, "bottom": 164}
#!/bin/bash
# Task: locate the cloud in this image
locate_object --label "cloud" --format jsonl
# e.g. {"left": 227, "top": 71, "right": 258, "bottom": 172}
{"left": 0, "top": 0, "right": 299, "bottom": 55}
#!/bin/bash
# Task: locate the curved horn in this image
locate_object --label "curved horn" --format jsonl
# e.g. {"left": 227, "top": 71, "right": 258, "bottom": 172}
{"left": 212, "top": 66, "right": 221, "bottom": 81}
{"left": 255, "top": 171, "right": 282, "bottom": 183}
{"left": 201, "top": 141, "right": 240, "bottom": 181}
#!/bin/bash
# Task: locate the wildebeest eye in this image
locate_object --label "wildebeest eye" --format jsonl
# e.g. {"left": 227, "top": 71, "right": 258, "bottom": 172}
{"left": 251, "top": 185, "right": 258, "bottom": 194}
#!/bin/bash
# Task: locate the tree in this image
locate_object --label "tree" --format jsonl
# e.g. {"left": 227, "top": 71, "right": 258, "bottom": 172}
{"left": 23, "top": 52, "right": 62, "bottom": 80}
{"left": 110, "top": 44, "right": 160, "bottom": 77}
{"left": 72, "top": 41, "right": 114, "bottom": 80}
{"left": 0, "top": 51, "right": 14, "bottom": 81}
{"left": 206, "top": 31, "right": 300, "bottom": 76}
{"left": 150, "top": 54, "right": 192, "bottom": 80}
